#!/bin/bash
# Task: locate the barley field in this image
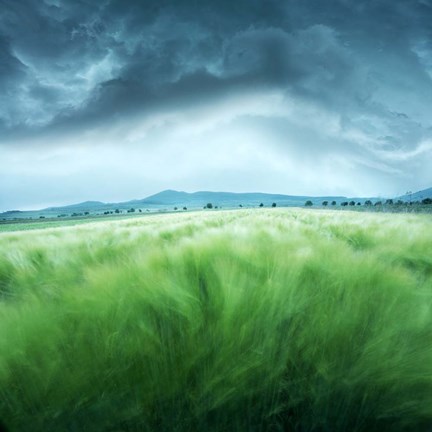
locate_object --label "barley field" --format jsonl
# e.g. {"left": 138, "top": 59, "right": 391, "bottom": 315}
{"left": 0, "top": 209, "right": 432, "bottom": 432}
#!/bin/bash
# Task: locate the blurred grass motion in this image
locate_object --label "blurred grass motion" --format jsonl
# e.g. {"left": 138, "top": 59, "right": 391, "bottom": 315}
{"left": 0, "top": 209, "right": 432, "bottom": 431}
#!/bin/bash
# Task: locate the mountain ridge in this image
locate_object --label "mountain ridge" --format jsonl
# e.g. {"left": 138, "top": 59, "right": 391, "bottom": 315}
{"left": 397, "top": 187, "right": 432, "bottom": 202}
{"left": 2, "top": 187, "right": 431, "bottom": 219}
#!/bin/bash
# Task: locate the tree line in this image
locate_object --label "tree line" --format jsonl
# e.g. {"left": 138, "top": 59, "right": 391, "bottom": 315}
{"left": 305, "top": 198, "right": 432, "bottom": 207}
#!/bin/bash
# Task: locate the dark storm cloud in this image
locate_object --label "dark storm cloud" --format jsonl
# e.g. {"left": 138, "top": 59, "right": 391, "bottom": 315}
{"left": 0, "top": 0, "right": 430, "bottom": 136}
{"left": 0, "top": 0, "right": 429, "bottom": 138}
{"left": 1, "top": 0, "right": 432, "bottom": 210}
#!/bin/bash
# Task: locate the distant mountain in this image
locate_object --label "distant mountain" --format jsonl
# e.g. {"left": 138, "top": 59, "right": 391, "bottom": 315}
{"left": 139, "top": 190, "right": 193, "bottom": 205}
{"left": 398, "top": 188, "right": 432, "bottom": 202}
{"left": 139, "top": 190, "right": 350, "bottom": 207}
{"left": 45, "top": 201, "right": 105, "bottom": 211}
{"left": 2, "top": 187, "right": 429, "bottom": 220}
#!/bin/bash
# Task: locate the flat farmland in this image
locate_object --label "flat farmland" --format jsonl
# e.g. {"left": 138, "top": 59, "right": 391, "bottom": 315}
{"left": 1, "top": 209, "right": 432, "bottom": 431}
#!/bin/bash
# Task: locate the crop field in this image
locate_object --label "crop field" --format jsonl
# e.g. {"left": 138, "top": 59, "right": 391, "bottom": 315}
{"left": 0, "top": 212, "right": 153, "bottom": 233}
{"left": 1, "top": 209, "right": 432, "bottom": 431}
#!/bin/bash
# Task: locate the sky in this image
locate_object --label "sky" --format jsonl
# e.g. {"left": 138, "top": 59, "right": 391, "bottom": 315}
{"left": 1, "top": 0, "right": 432, "bottom": 211}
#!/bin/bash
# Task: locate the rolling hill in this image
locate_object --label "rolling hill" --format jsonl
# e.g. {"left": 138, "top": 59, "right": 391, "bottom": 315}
{"left": 1, "top": 187, "right": 429, "bottom": 220}
{"left": 397, "top": 187, "right": 432, "bottom": 202}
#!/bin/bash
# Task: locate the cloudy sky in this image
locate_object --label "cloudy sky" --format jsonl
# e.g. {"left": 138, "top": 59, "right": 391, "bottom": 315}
{"left": 1, "top": 0, "right": 432, "bottom": 210}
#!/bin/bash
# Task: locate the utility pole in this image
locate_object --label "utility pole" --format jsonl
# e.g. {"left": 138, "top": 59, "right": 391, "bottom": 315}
{"left": 406, "top": 191, "right": 412, "bottom": 205}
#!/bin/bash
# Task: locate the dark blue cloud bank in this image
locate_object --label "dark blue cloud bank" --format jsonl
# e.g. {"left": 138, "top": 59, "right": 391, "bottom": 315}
{"left": 0, "top": 0, "right": 431, "bottom": 210}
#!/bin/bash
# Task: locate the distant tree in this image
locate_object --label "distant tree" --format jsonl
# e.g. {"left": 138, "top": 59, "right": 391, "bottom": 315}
{"left": 357, "top": 202, "right": 361, "bottom": 206}
{"left": 349, "top": 201, "right": 355, "bottom": 206}
{"left": 139, "top": 209, "right": 142, "bottom": 212}
{"left": 174, "top": 207, "right": 178, "bottom": 211}
{"left": 396, "top": 200, "right": 404, "bottom": 205}
{"left": 385, "top": 199, "right": 394, "bottom": 205}
{"left": 331, "top": 201, "right": 336, "bottom": 206}
{"left": 84, "top": 211, "right": 89, "bottom": 215}
{"left": 422, "top": 198, "right": 432, "bottom": 205}
{"left": 215, "top": 206, "right": 218, "bottom": 209}
{"left": 364, "top": 200, "right": 372, "bottom": 206}
{"left": 322, "top": 201, "right": 328, "bottom": 206}
{"left": 305, "top": 200, "right": 313, "bottom": 207}
{"left": 272, "top": 202, "right": 277, "bottom": 207}
{"left": 341, "top": 202, "right": 348, "bottom": 206}
{"left": 206, "top": 203, "right": 213, "bottom": 209}
{"left": 39, "top": 216, "right": 45, "bottom": 219}
{"left": 115, "top": 209, "right": 120, "bottom": 214}
{"left": 259, "top": 203, "right": 264, "bottom": 207}
{"left": 239, "top": 204, "right": 243, "bottom": 207}
{"left": 374, "top": 201, "right": 382, "bottom": 206}
{"left": 183, "top": 207, "right": 187, "bottom": 210}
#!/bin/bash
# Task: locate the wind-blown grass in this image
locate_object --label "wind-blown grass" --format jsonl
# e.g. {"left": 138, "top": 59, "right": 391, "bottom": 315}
{"left": 0, "top": 209, "right": 432, "bottom": 431}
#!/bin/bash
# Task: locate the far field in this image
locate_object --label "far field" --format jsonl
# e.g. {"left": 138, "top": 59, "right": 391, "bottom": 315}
{"left": 0, "top": 209, "right": 432, "bottom": 431}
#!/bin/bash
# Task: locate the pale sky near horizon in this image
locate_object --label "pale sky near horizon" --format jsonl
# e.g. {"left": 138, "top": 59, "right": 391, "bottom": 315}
{"left": 1, "top": 0, "right": 432, "bottom": 211}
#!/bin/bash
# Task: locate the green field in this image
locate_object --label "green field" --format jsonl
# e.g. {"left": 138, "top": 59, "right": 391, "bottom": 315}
{"left": 0, "top": 212, "right": 155, "bottom": 233}
{"left": 1, "top": 209, "right": 432, "bottom": 431}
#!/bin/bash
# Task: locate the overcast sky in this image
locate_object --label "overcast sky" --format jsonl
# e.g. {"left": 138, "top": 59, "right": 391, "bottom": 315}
{"left": 1, "top": 0, "right": 432, "bottom": 210}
